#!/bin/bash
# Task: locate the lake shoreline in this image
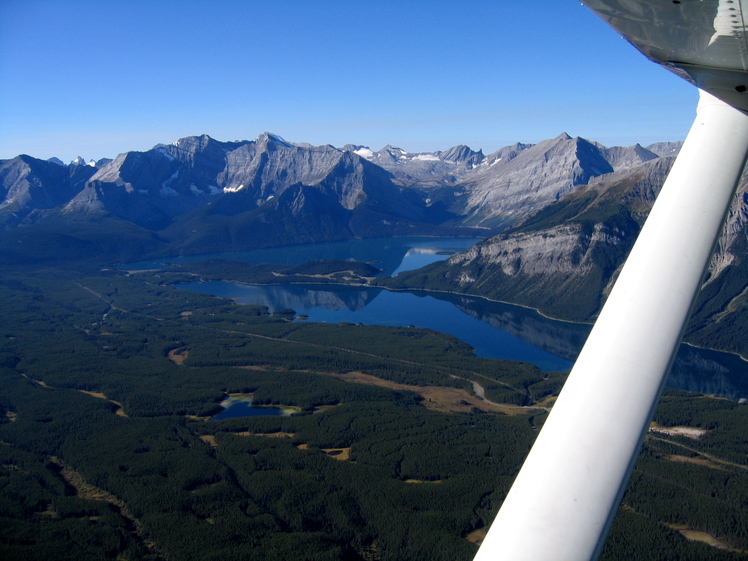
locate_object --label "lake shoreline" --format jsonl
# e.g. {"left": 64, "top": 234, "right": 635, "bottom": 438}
{"left": 178, "top": 274, "right": 748, "bottom": 367}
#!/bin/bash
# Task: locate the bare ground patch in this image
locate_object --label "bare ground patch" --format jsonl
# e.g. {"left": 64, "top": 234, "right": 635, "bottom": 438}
{"left": 168, "top": 348, "right": 189, "bottom": 365}
{"left": 19, "top": 378, "right": 128, "bottom": 417}
{"left": 664, "top": 523, "right": 742, "bottom": 551}
{"left": 22, "top": 375, "right": 51, "bottom": 388}
{"left": 314, "top": 404, "right": 339, "bottom": 412}
{"left": 326, "top": 371, "right": 529, "bottom": 415}
{"left": 647, "top": 435, "right": 748, "bottom": 472}
{"left": 200, "top": 435, "right": 218, "bottom": 448}
{"left": 79, "top": 390, "right": 128, "bottom": 417}
{"left": 533, "top": 395, "right": 558, "bottom": 408}
{"left": 465, "top": 528, "right": 487, "bottom": 544}
{"left": 80, "top": 390, "right": 107, "bottom": 399}
{"left": 649, "top": 423, "right": 706, "bottom": 439}
{"left": 665, "top": 454, "right": 724, "bottom": 469}
{"left": 679, "top": 530, "right": 735, "bottom": 550}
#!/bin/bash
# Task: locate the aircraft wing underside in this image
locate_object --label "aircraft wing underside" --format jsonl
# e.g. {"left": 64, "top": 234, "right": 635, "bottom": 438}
{"left": 583, "top": 0, "right": 748, "bottom": 112}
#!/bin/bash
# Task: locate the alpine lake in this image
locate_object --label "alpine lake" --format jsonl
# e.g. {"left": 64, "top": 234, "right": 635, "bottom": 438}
{"left": 125, "top": 236, "right": 748, "bottom": 417}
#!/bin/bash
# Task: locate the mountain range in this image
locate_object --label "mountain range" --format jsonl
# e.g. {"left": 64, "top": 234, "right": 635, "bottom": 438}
{"left": 1, "top": 131, "right": 680, "bottom": 256}
{"left": 2, "top": 129, "right": 747, "bottom": 355}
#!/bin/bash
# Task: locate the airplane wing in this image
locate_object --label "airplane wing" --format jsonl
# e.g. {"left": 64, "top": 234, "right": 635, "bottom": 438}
{"left": 473, "top": 2, "right": 748, "bottom": 560}
{"left": 583, "top": 0, "right": 748, "bottom": 111}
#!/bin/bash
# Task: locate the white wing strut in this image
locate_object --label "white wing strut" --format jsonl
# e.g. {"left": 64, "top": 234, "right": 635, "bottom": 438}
{"left": 473, "top": 89, "right": 748, "bottom": 561}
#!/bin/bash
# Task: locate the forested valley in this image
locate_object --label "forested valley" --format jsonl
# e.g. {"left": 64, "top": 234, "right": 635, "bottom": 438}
{"left": 2, "top": 259, "right": 748, "bottom": 560}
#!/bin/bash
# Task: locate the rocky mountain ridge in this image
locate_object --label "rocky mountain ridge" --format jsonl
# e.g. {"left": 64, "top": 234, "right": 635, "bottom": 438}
{"left": 1, "top": 131, "right": 679, "bottom": 238}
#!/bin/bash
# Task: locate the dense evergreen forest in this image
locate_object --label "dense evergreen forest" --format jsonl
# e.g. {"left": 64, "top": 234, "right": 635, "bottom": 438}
{"left": 2, "top": 259, "right": 748, "bottom": 560}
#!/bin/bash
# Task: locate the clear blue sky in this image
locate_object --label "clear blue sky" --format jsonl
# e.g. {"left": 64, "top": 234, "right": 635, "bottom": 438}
{"left": 0, "top": 0, "right": 697, "bottom": 164}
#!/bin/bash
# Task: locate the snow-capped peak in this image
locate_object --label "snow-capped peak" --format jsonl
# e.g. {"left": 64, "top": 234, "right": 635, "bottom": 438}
{"left": 353, "top": 147, "right": 375, "bottom": 159}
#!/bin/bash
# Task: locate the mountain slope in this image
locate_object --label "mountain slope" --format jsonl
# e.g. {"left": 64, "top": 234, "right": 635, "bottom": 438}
{"left": 0, "top": 156, "right": 97, "bottom": 228}
{"left": 381, "top": 157, "right": 675, "bottom": 321}
{"left": 421, "top": 133, "right": 658, "bottom": 230}
{"left": 384, "top": 154, "right": 748, "bottom": 358}
{"left": 685, "top": 181, "right": 748, "bottom": 356}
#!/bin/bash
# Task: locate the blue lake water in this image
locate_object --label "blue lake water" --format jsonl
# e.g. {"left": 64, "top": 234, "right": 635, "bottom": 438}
{"left": 124, "top": 236, "right": 748, "bottom": 400}
{"left": 185, "top": 281, "right": 574, "bottom": 372}
{"left": 122, "top": 236, "right": 482, "bottom": 277}
{"left": 211, "top": 401, "right": 284, "bottom": 420}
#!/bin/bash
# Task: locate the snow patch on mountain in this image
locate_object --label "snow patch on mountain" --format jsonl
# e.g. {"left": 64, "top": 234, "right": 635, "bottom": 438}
{"left": 156, "top": 146, "right": 176, "bottom": 161}
{"left": 413, "top": 154, "right": 440, "bottom": 161}
{"left": 354, "top": 148, "right": 375, "bottom": 159}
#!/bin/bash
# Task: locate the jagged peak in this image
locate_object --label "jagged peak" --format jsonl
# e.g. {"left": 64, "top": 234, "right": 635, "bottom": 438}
{"left": 439, "top": 144, "right": 484, "bottom": 164}
{"left": 256, "top": 132, "right": 295, "bottom": 148}
{"left": 169, "top": 134, "right": 218, "bottom": 150}
{"left": 380, "top": 145, "right": 407, "bottom": 154}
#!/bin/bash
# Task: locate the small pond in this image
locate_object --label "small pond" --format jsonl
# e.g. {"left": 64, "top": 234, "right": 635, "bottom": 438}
{"left": 211, "top": 396, "right": 290, "bottom": 420}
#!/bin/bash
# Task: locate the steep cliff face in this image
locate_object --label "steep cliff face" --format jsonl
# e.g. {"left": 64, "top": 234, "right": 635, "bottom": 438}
{"left": 427, "top": 134, "right": 619, "bottom": 230}
{"left": 63, "top": 133, "right": 343, "bottom": 227}
{"left": 431, "top": 216, "right": 637, "bottom": 321}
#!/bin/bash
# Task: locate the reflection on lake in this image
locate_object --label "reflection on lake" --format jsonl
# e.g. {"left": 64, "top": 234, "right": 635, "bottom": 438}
{"left": 124, "top": 236, "right": 748, "bottom": 400}
{"left": 184, "top": 281, "right": 573, "bottom": 371}
{"left": 180, "top": 280, "right": 748, "bottom": 400}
